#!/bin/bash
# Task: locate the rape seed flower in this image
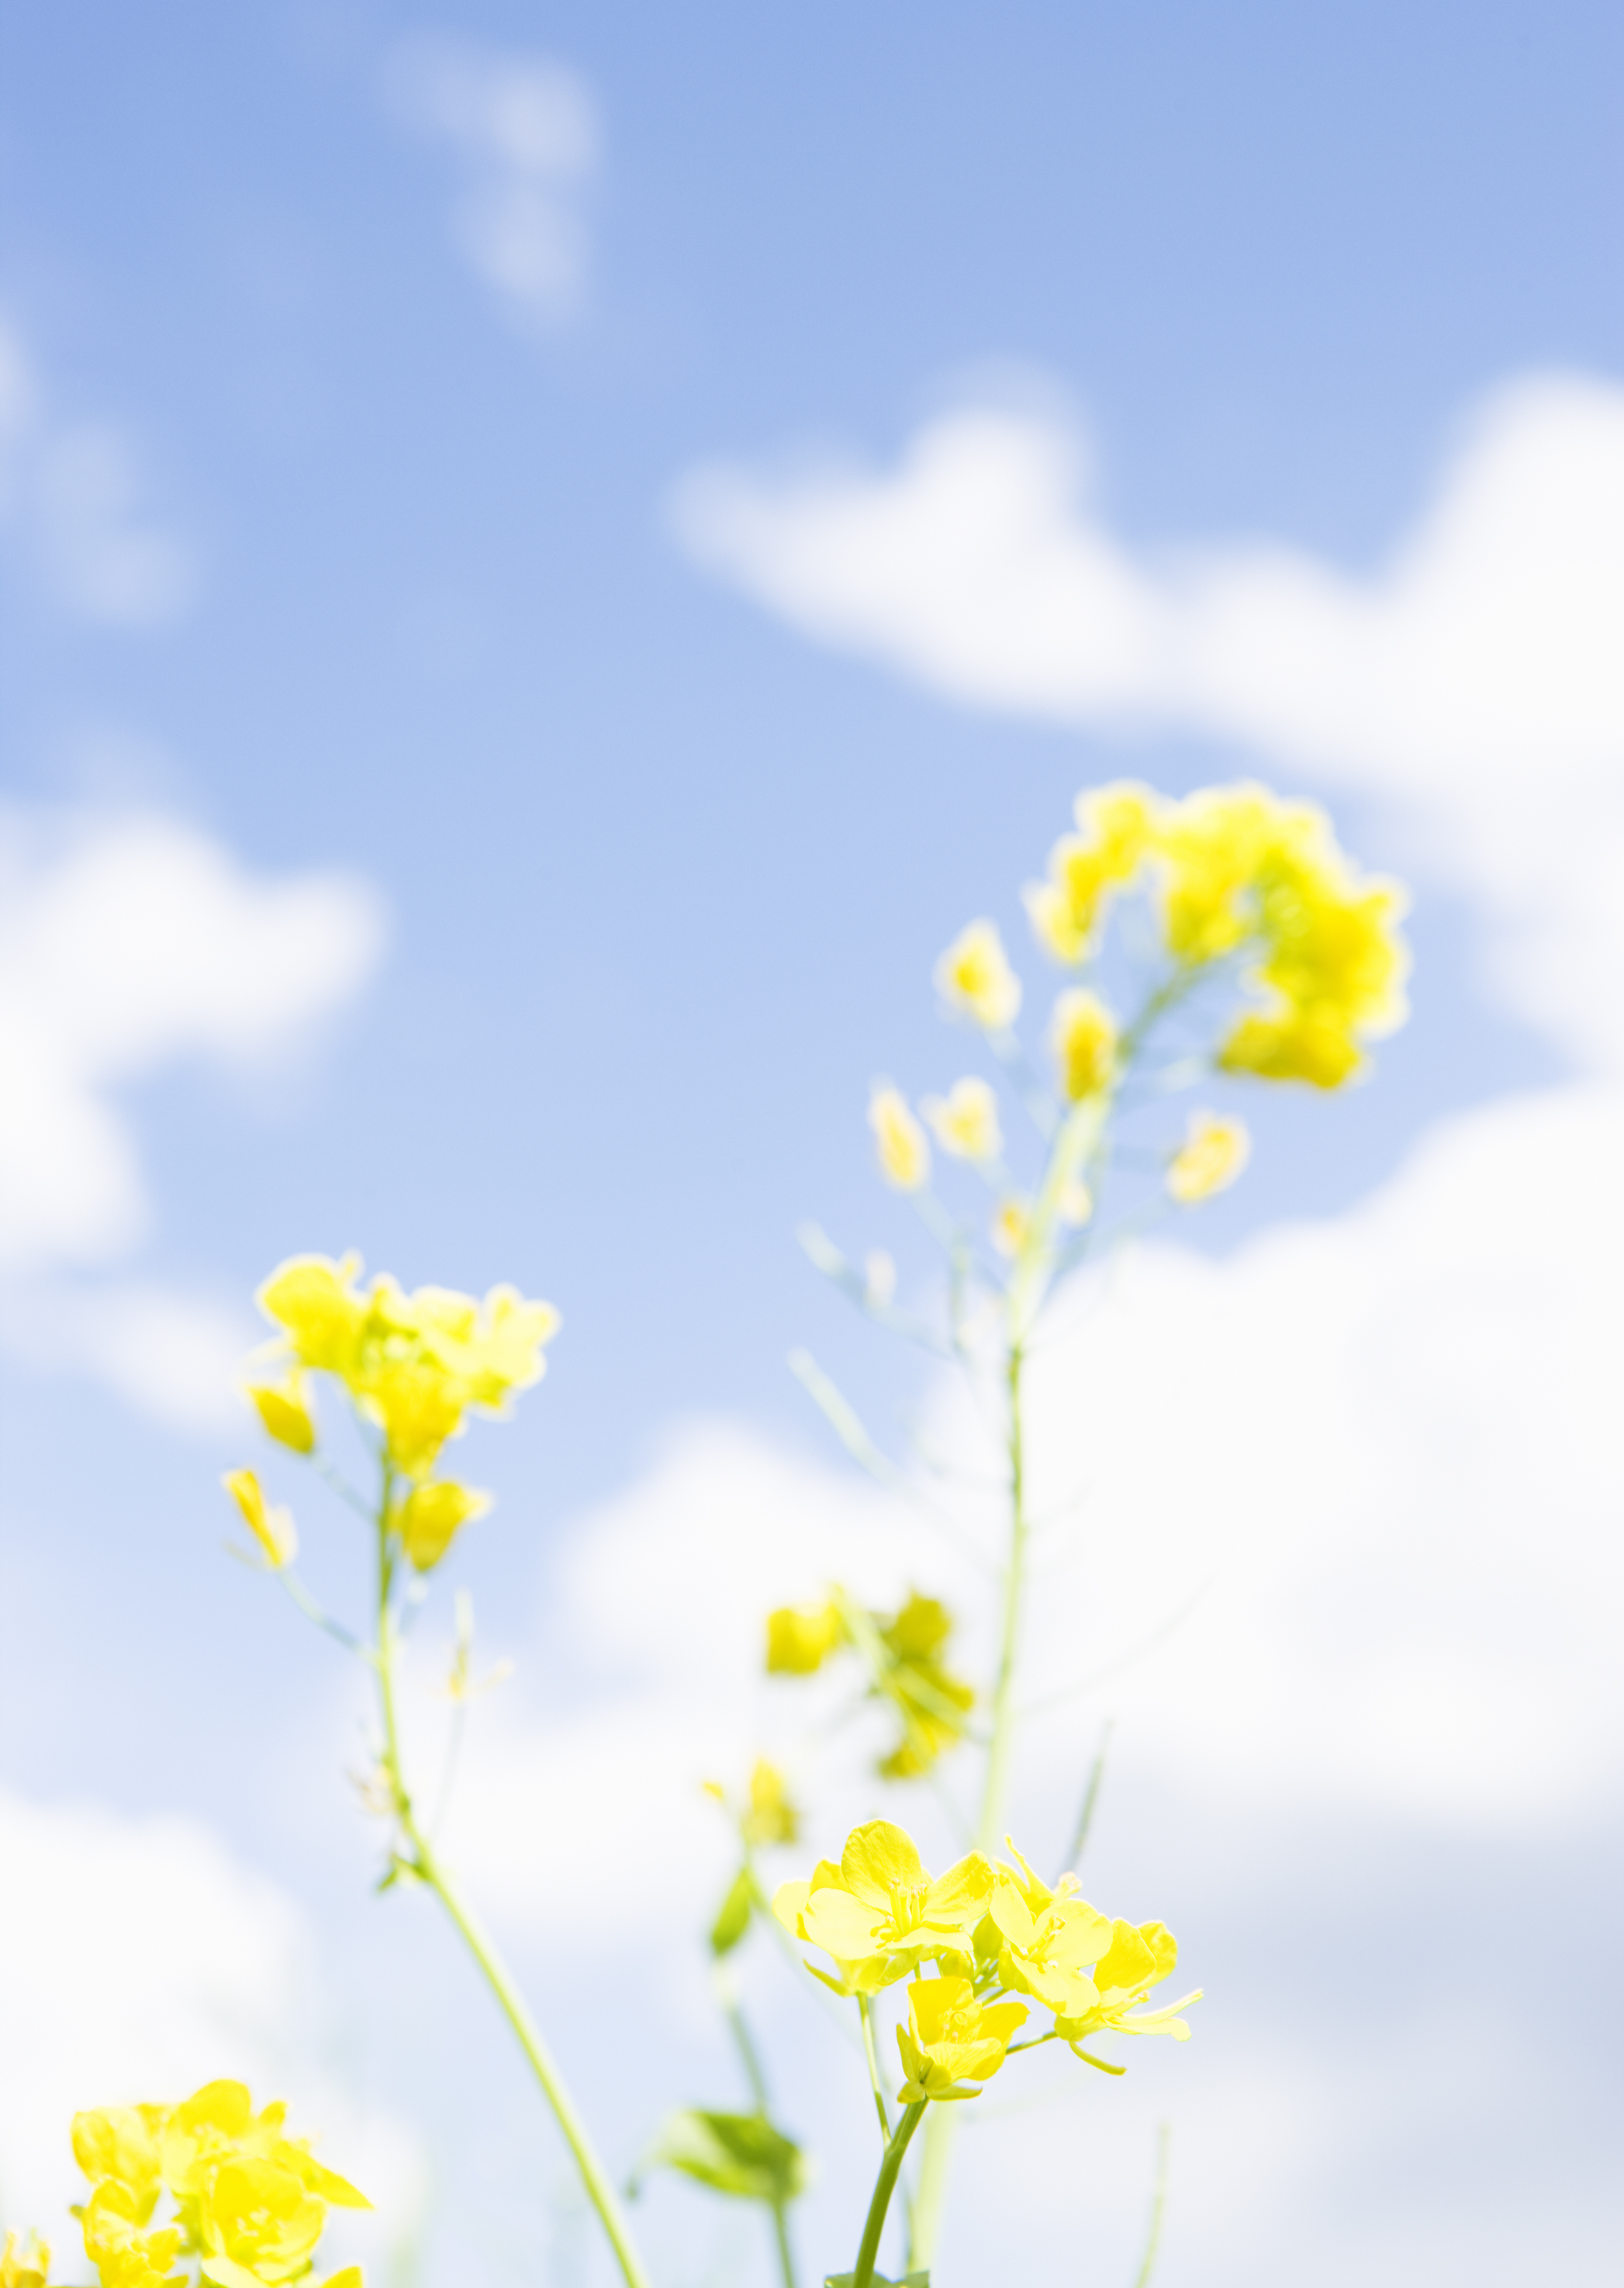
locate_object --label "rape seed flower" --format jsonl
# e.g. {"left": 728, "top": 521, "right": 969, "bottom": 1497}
{"left": 394, "top": 1480, "right": 492, "bottom": 1571}
{"left": 868, "top": 1086, "right": 930, "bottom": 1191}
{"left": 934, "top": 920, "right": 1022, "bottom": 1030}
{"left": 921, "top": 1077, "right": 1002, "bottom": 1162}
{"left": 1051, "top": 988, "right": 1118, "bottom": 1101}
{"left": 1024, "top": 781, "right": 1159, "bottom": 963}
{"left": 1166, "top": 1111, "right": 1250, "bottom": 1204}
{"left": 71, "top": 2110, "right": 167, "bottom": 2220}
{"left": 81, "top": 2186, "right": 180, "bottom": 2288}
{"left": 223, "top": 1471, "right": 296, "bottom": 1571}
{"left": 1, "top": 2232, "right": 50, "bottom": 2288}
{"left": 199, "top": 2157, "right": 325, "bottom": 2286}
{"left": 1051, "top": 1917, "right": 1202, "bottom": 2048}
{"left": 988, "top": 1841, "right": 1114, "bottom": 2013}
{"left": 741, "top": 1757, "right": 800, "bottom": 1847}
{"left": 765, "top": 1601, "right": 844, "bottom": 1674}
{"left": 243, "top": 1373, "right": 316, "bottom": 1455}
{"left": 991, "top": 1199, "right": 1028, "bottom": 1259}
{"left": 774, "top": 1820, "right": 991, "bottom": 1992}
{"left": 895, "top": 1975, "right": 1028, "bottom": 2103}
{"left": 873, "top": 1594, "right": 974, "bottom": 1780}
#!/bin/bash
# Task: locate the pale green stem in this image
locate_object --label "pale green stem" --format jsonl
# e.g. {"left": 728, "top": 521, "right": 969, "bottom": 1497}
{"left": 851, "top": 2102, "right": 926, "bottom": 2288}
{"left": 723, "top": 1991, "right": 799, "bottom": 2288}
{"left": 1131, "top": 2125, "right": 1172, "bottom": 2288}
{"left": 371, "top": 1478, "right": 651, "bottom": 2288}
{"left": 857, "top": 1995, "right": 893, "bottom": 2146}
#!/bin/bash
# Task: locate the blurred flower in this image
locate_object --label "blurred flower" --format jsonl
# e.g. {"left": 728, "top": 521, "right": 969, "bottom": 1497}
{"left": 242, "top": 1373, "right": 316, "bottom": 1456}
{"left": 895, "top": 1975, "right": 1027, "bottom": 2103}
{"left": 765, "top": 1600, "right": 845, "bottom": 1674}
{"left": 990, "top": 1198, "right": 1028, "bottom": 1259}
{"left": 741, "top": 1757, "right": 800, "bottom": 1847}
{"left": 1166, "top": 1111, "right": 1250, "bottom": 1203}
{"left": 1051, "top": 988, "right": 1118, "bottom": 1101}
{"left": 921, "top": 1076, "right": 1002, "bottom": 1161}
{"left": 872, "top": 1593, "right": 974, "bottom": 1780}
{"left": 222, "top": 1471, "right": 296, "bottom": 1571}
{"left": 198, "top": 2157, "right": 325, "bottom": 2286}
{"left": 1, "top": 2232, "right": 50, "bottom": 2288}
{"left": 934, "top": 920, "right": 1021, "bottom": 1030}
{"left": 868, "top": 1085, "right": 931, "bottom": 1191}
{"left": 394, "top": 1479, "right": 492, "bottom": 1571}
{"left": 80, "top": 2186, "right": 179, "bottom": 2288}
{"left": 1024, "top": 781, "right": 1159, "bottom": 963}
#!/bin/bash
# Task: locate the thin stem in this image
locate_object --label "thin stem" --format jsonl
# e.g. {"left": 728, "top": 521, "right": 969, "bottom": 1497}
{"left": 371, "top": 1473, "right": 651, "bottom": 2288}
{"left": 851, "top": 2102, "right": 926, "bottom": 2288}
{"left": 771, "top": 2198, "right": 799, "bottom": 2288}
{"left": 1130, "top": 2125, "right": 1172, "bottom": 2288}
{"left": 1066, "top": 1719, "right": 1114, "bottom": 1868}
{"left": 722, "top": 1988, "right": 798, "bottom": 2288}
{"left": 976, "top": 1339, "right": 1028, "bottom": 1854}
{"left": 858, "top": 1996, "right": 893, "bottom": 2147}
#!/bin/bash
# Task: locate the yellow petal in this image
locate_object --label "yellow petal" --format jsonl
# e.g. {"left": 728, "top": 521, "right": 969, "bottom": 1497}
{"left": 839, "top": 1820, "right": 925, "bottom": 1908}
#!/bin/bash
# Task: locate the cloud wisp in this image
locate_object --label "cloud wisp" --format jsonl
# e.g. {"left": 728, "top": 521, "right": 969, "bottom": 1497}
{"left": 674, "top": 374, "right": 1624, "bottom": 1071}
{"left": 384, "top": 33, "right": 599, "bottom": 332}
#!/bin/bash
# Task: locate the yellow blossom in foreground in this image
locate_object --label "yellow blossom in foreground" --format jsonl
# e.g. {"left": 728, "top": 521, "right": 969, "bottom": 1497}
{"left": 1024, "top": 781, "right": 1160, "bottom": 963}
{"left": 765, "top": 1600, "right": 844, "bottom": 1674}
{"left": 1166, "top": 1111, "right": 1250, "bottom": 1204}
{"left": 867, "top": 1086, "right": 930, "bottom": 1191}
{"left": 1, "top": 2231, "right": 50, "bottom": 2288}
{"left": 243, "top": 1374, "right": 316, "bottom": 1455}
{"left": 71, "top": 2108, "right": 168, "bottom": 2220}
{"left": 1051, "top": 988, "right": 1118, "bottom": 1101}
{"left": 198, "top": 2158, "right": 324, "bottom": 2286}
{"left": 394, "top": 1481, "right": 492, "bottom": 1571}
{"left": 934, "top": 920, "right": 1022, "bottom": 1030}
{"left": 222, "top": 1471, "right": 296, "bottom": 1571}
{"left": 81, "top": 2187, "right": 179, "bottom": 2288}
{"left": 1052, "top": 1917, "right": 1202, "bottom": 2048}
{"left": 987, "top": 1840, "right": 1114, "bottom": 2013}
{"left": 895, "top": 1976, "right": 1027, "bottom": 2102}
{"left": 921, "top": 1077, "right": 1002, "bottom": 1162}
{"left": 774, "top": 1820, "right": 990, "bottom": 1992}
{"left": 741, "top": 1757, "right": 800, "bottom": 1847}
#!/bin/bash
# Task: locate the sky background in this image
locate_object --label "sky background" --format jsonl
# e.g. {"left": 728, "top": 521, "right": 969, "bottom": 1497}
{"left": 1, "top": 4, "right": 1621, "bottom": 2286}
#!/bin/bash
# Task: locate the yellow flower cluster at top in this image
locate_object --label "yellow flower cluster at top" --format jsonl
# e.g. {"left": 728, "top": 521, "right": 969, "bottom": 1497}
{"left": 765, "top": 1593, "right": 974, "bottom": 1781}
{"left": 237, "top": 1254, "right": 558, "bottom": 1571}
{"left": 1022, "top": 779, "right": 1409, "bottom": 1088}
{"left": 774, "top": 1822, "right": 1197, "bottom": 2096}
{"left": 54, "top": 2080, "right": 366, "bottom": 2288}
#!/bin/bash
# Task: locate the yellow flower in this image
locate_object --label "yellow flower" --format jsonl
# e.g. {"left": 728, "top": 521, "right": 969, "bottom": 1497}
{"left": 1050, "top": 988, "right": 1118, "bottom": 1101}
{"left": 243, "top": 1374, "right": 316, "bottom": 1455}
{"left": 1217, "top": 1006, "right": 1361, "bottom": 1087}
{"left": 222, "top": 1472, "right": 296, "bottom": 1571}
{"left": 1024, "top": 781, "right": 1159, "bottom": 962}
{"left": 872, "top": 1595, "right": 974, "bottom": 1780}
{"left": 81, "top": 2186, "right": 179, "bottom": 2288}
{"left": 394, "top": 1481, "right": 492, "bottom": 1571}
{"left": 868, "top": 1086, "right": 930, "bottom": 1191}
{"left": 1166, "top": 1111, "right": 1250, "bottom": 1204}
{"left": 72, "top": 2107, "right": 169, "bottom": 2218}
{"left": 894, "top": 1975, "right": 1027, "bottom": 2102}
{"left": 921, "top": 1077, "right": 1002, "bottom": 1162}
{"left": 198, "top": 2158, "right": 324, "bottom": 2286}
{"left": 161, "top": 2082, "right": 368, "bottom": 2213}
{"left": 765, "top": 1600, "right": 844, "bottom": 1674}
{"left": 1051, "top": 1918, "right": 1202, "bottom": 2047}
{"left": 990, "top": 1198, "right": 1028, "bottom": 1259}
{"left": 934, "top": 921, "right": 1022, "bottom": 1030}
{"left": 255, "top": 1255, "right": 367, "bottom": 1377}
{"left": 775, "top": 1820, "right": 991, "bottom": 1992}
{"left": 1, "top": 2231, "right": 50, "bottom": 2288}
{"left": 741, "top": 1757, "right": 800, "bottom": 1847}
{"left": 987, "top": 1840, "right": 1114, "bottom": 2013}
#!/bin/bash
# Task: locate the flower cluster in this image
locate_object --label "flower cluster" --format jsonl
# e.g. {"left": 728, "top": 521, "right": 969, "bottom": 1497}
{"left": 765, "top": 1592, "right": 974, "bottom": 1778}
{"left": 775, "top": 1822, "right": 1198, "bottom": 2093}
{"left": 237, "top": 1253, "right": 558, "bottom": 1571}
{"left": 61, "top": 2082, "right": 366, "bottom": 2288}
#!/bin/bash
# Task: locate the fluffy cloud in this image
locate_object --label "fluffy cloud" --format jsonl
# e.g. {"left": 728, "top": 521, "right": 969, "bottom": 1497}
{"left": 0, "top": 806, "right": 386, "bottom": 1423}
{"left": 0, "top": 1787, "right": 416, "bottom": 2267}
{"left": 384, "top": 34, "right": 599, "bottom": 330}
{"left": 0, "top": 316, "right": 195, "bottom": 624}
{"left": 429, "top": 1077, "right": 1622, "bottom": 2283}
{"left": 674, "top": 374, "right": 1624, "bottom": 1070}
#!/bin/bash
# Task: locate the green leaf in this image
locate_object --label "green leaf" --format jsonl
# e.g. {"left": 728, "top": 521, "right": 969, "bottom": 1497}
{"left": 709, "top": 1866, "right": 754, "bottom": 1956}
{"left": 642, "top": 2107, "right": 809, "bottom": 2204}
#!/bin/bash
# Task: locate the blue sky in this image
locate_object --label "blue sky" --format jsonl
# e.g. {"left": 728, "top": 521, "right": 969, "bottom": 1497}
{"left": 2, "top": 5, "right": 1621, "bottom": 2286}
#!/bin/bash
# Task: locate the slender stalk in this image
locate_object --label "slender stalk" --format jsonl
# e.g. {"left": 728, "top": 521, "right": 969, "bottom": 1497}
{"left": 858, "top": 1996, "right": 893, "bottom": 2146}
{"left": 851, "top": 2102, "right": 926, "bottom": 2288}
{"left": 722, "top": 1990, "right": 799, "bottom": 2288}
{"left": 1131, "top": 2125, "right": 1171, "bottom": 2288}
{"left": 976, "top": 1339, "right": 1028, "bottom": 1854}
{"left": 371, "top": 1478, "right": 651, "bottom": 2288}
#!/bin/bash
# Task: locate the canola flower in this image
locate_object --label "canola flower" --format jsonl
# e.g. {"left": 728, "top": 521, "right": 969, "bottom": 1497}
{"left": 1166, "top": 1111, "right": 1251, "bottom": 1204}
{"left": 934, "top": 919, "right": 1022, "bottom": 1030}
{"left": 921, "top": 1076, "right": 1002, "bottom": 1162}
{"left": 867, "top": 1085, "right": 931, "bottom": 1191}
{"left": 765, "top": 1591, "right": 974, "bottom": 1780}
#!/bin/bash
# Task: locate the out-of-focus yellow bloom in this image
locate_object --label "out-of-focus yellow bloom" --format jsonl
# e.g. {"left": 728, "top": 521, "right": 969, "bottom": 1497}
{"left": 1051, "top": 1918, "right": 1202, "bottom": 2047}
{"left": 1, "top": 2231, "right": 50, "bottom": 2288}
{"left": 775, "top": 1820, "right": 991, "bottom": 1992}
{"left": 921, "top": 1077, "right": 1002, "bottom": 1162}
{"left": 1059, "top": 1177, "right": 1094, "bottom": 1227}
{"left": 873, "top": 1595, "right": 974, "bottom": 1780}
{"left": 255, "top": 1256, "right": 368, "bottom": 1377}
{"left": 198, "top": 2158, "right": 324, "bottom": 2286}
{"left": 741, "top": 1757, "right": 800, "bottom": 1847}
{"left": 765, "top": 1601, "right": 844, "bottom": 1674}
{"left": 1166, "top": 1111, "right": 1250, "bottom": 1203}
{"left": 222, "top": 1471, "right": 296, "bottom": 1571}
{"left": 243, "top": 1373, "right": 316, "bottom": 1455}
{"left": 894, "top": 1976, "right": 1027, "bottom": 2103}
{"left": 1024, "top": 782, "right": 1159, "bottom": 963}
{"left": 81, "top": 2186, "right": 180, "bottom": 2288}
{"left": 934, "top": 920, "right": 1022, "bottom": 1030}
{"left": 990, "top": 1198, "right": 1028, "bottom": 1259}
{"left": 394, "top": 1481, "right": 492, "bottom": 1572}
{"left": 988, "top": 1841, "right": 1114, "bottom": 2013}
{"left": 72, "top": 2107, "right": 169, "bottom": 2220}
{"left": 868, "top": 1086, "right": 930, "bottom": 1191}
{"left": 1051, "top": 988, "right": 1118, "bottom": 1101}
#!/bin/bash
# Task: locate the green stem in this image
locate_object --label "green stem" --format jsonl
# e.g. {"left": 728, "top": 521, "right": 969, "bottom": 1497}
{"left": 858, "top": 1996, "right": 893, "bottom": 2146}
{"left": 851, "top": 2103, "right": 926, "bottom": 2288}
{"left": 976, "top": 1339, "right": 1028, "bottom": 1855}
{"left": 722, "top": 1991, "right": 798, "bottom": 2288}
{"left": 372, "top": 1482, "right": 651, "bottom": 2288}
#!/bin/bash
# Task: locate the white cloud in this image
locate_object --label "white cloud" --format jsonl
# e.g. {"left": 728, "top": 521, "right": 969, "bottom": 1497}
{"left": 385, "top": 34, "right": 599, "bottom": 330}
{"left": 0, "top": 805, "right": 386, "bottom": 1424}
{"left": 674, "top": 374, "right": 1624, "bottom": 1070}
{"left": 0, "top": 1787, "right": 418, "bottom": 2265}
{"left": 429, "top": 1078, "right": 1622, "bottom": 2283}
{"left": 0, "top": 316, "right": 195, "bottom": 624}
